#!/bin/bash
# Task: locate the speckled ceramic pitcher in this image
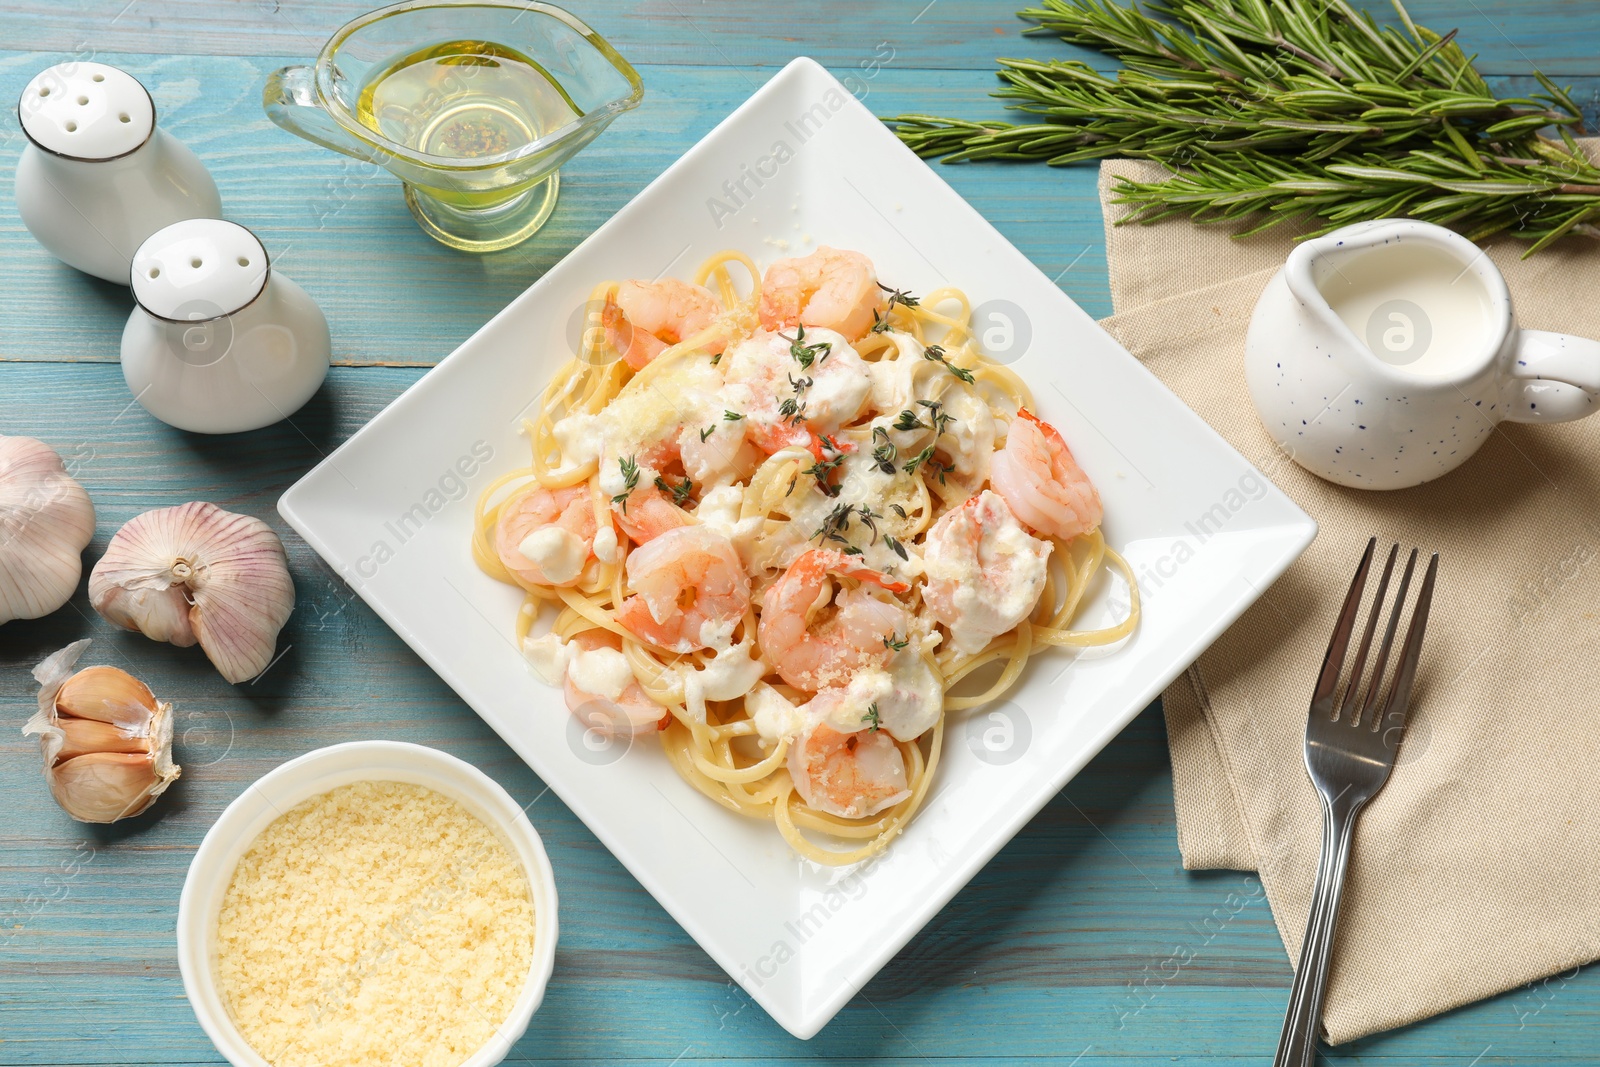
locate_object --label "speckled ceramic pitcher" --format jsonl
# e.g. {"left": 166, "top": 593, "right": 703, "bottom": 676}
{"left": 1246, "top": 219, "right": 1600, "bottom": 490}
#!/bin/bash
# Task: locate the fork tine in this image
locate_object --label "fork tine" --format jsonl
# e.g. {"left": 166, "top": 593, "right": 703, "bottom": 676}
{"left": 1312, "top": 537, "right": 1376, "bottom": 712}
{"left": 1337, "top": 544, "right": 1397, "bottom": 723}
{"left": 1360, "top": 548, "right": 1418, "bottom": 728}
{"left": 1376, "top": 552, "right": 1439, "bottom": 735}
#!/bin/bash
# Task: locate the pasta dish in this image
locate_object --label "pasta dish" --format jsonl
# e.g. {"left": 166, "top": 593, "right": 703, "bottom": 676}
{"left": 472, "top": 246, "right": 1137, "bottom": 865}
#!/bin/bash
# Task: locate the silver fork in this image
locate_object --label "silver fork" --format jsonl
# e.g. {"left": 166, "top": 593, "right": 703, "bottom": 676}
{"left": 1272, "top": 538, "right": 1440, "bottom": 1067}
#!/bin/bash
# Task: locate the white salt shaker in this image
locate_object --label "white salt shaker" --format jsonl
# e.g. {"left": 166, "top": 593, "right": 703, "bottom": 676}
{"left": 15, "top": 61, "right": 222, "bottom": 283}
{"left": 120, "top": 219, "right": 330, "bottom": 434}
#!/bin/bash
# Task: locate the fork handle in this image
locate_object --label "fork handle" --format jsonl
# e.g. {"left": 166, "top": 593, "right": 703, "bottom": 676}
{"left": 1294, "top": 807, "right": 1360, "bottom": 1067}
{"left": 1273, "top": 798, "right": 1360, "bottom": 1067}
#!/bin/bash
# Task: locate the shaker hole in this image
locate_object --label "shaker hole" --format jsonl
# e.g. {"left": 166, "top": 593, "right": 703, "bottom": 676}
{"left": 190, "top": 257, "right": 203, "bottom": 268}
{"left": 148, "top": 268, "right": 160, "bottom": 279}
{"left": 92, "top": 73, "right": 105, "bottom": 82}
{"left": 38, "top": 87, "right": 50, "bottom": 97}
{"left": 237, "top": 257, "right": 250, "bottom": 267}
{"left": 76, "top": 95, "right": 88, "bottom": 105}
{"left": 118, "top": 112, "right": 130, "bottom": 123}
{"left": 65, "top": 121, "right": 77, "bottom": 132}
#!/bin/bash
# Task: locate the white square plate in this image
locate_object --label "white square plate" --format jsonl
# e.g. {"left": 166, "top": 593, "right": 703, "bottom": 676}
{"left": 279, "top": 57, "right": 1315, "bottom": 1039}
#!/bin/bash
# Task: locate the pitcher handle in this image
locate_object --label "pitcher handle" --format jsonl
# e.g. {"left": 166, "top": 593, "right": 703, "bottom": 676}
{"left": 1502, "top": 328, "right": 1600, "bottom": 424}
{"left": 263, "top": 65, "right": 391, "bottom": 166}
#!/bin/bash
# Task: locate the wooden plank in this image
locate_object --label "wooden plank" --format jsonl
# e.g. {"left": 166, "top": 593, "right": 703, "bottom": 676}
{"left": 1, "top": 363, "right": 1599, "bottom": 1064}
{"left": 0, "top": 0, "right": 1595, "bottom": 75}
{"left": 4, "top": 56, "right": 1595, "bottom": 371}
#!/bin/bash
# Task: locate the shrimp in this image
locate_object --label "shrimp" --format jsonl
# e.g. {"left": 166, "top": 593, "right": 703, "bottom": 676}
{"left": 758, "top": 549, "right": 910, "bottom": 692}
{"left": 759, "top": 247, "right": 886, "bottom": 341}
{"left": 594, "top": 356, "right": 763, "bottom": 542}
{"left": 678, "top": 413, "right": 763, "bottom": 489}
{"left": 921, "top": 490, "right": 1051, "bottom": 655}
{"left": 605, "top": 278, "right": 726, "bottom": 371}
{"left": 720, "top": 328, "right": 872, "bottom": 454}
{"left": 787, "top": 719, "right": 910, "bottom": 819}
{"left": 563, "top": 630, "right": 668, "bottom": 738}
{"left": 605, "top": 434, "right": 759, "bottom": 544}
{"left": 610, "top": 480, "right": 693, "bottom": 544}
{"left": 616, "top": 525, "right": 752, "bottom": 654}
{"left": 494, "top": 484, "right": 599, "bottom": 587}
{"left": 799, "top": 656, "right": 943, "bottom": 742}
{"left": 989, "top": 409, "right": 1103, "bottom": 542}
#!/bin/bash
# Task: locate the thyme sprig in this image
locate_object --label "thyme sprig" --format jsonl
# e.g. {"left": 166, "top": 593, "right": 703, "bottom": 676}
{"left": 781, "top": 324, "right": 832, "bottom": 369}
{"left": 924, "top": 345, "right": 976, "bottom": 384}
{"left": 610, "top": 455, "right": 640, "bottom": 511}
{"left": 919, "top": 398, "right": 956, "bottom": 436}
{"left": 813, "top": 501, "right": 858, "bottom": 544}
{"left": 887, "top": 0, "right": 1600, "bottom": 252}
{"left": 893, "top": 408, "right": 926, "bottom": 432}
{"left": 903, "top": 445, "right": 955, "bottom": 483}
{"left": 878, "top": 282, "right": 920, "bottom": 310}
{"left": 871, "top": 426, "right": 898, "bottom": 474}
{"left": 654, "top": 474, "right": 695, "bottom": 506}
{"left": 803, "top": 452, "right": 848, "bottom": 496}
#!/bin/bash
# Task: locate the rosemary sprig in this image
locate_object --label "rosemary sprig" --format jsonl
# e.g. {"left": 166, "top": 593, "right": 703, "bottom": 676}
{"left": 1117, "top": 138, "right": 1600, "bottom": 249}
{"left": 886, "top": 0, "right": 1600, "bottom": 252}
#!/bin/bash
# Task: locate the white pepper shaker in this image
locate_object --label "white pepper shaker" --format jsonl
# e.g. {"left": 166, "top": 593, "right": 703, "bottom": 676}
{"left": 120, "top": 219, "right": 330, "bottom": 434}
{"left": 15, "top": 61, "right": 222, "bottom": 283}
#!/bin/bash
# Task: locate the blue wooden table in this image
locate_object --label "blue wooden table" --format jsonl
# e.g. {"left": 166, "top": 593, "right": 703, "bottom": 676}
{"left": 3, "top": 3, "right": 1597, "bottom": 1064}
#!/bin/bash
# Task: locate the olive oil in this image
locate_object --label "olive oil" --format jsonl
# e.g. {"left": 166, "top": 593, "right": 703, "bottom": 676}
{"left": 355, "top": 39, "right": 581, "bottom": 172}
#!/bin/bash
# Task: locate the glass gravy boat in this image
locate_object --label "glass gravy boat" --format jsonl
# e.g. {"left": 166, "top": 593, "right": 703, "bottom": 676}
{"left": 265, "top": 0, "right": 642, "bottom": 252}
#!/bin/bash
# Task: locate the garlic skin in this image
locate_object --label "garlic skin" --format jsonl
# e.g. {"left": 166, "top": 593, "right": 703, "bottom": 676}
{"left": 89, "top": 502, "right": 295, "bottom": 684}
{"left": 0, "top": 436, "right": 96, "bottom": 624}
{"left": 23, "top": 640, "right": 180, "bottom": 824}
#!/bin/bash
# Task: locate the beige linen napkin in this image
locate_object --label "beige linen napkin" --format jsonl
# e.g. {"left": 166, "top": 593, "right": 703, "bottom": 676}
{"left": 1095, "top": 154, "right": 1600, "bottom": 1043}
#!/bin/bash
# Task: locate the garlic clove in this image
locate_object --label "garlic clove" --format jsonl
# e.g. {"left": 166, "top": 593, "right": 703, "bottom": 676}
{"left": 24, "top": 641, "right": 180, "bottom": 824}
{"left": 57, "top": 717, "right": 151, "bottom": 761}
{"left": 0, "top": 436, "right": 96, "bottom": 625}
{"left": 89, "top": 502, "right": 295, "bottom": 683}
{"left": 49, "top": 751, "right": 169, "bottom": 823}
{"left": 92, "top": 580, "right": 196, "bottom": 647}
{"left": 55, "top": 664, "right": 159, "bottom": 727}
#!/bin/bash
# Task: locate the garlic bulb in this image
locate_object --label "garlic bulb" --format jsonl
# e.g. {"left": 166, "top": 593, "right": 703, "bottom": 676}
{"left": 23, "top": 640, "right": 180, "bottom": 823}
{"left": 89, "top": 502, "right": 295, "bottom": 684}
{"left": 0, "top": 436, "right": 96, "bottom": 624}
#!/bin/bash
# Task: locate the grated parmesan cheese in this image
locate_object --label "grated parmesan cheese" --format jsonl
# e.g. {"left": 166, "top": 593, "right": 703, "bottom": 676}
{"left": 215, "top": 780, "right": 535, "bottom": 1067}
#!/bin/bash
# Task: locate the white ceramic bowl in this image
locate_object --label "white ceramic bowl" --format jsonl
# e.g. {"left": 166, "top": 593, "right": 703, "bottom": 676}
{"left": 177, "top": 740, "right": 558, "bottom": 1067}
